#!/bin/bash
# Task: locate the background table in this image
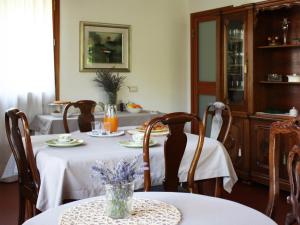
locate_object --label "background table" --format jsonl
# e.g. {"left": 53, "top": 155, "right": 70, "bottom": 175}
{"left": 23, "top": 192, "right": 277, "bottom": 225}
{"left": 31, "top": 128, "right": 237, "bottom": 211}
{"left": 30, "top": 111, "right": 162, "bottom": 134}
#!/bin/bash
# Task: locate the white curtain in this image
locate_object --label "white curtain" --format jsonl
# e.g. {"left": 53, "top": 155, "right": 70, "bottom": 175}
{"left": 0, "top": 0, "right": 55, "bottom": 180}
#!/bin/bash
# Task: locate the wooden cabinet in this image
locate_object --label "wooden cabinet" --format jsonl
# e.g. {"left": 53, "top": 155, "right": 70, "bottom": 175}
{"left": 250, "top": 118, "right": 272, "bottom": 184}
{"left": 250, "top": 116, "right": 295, "bottom": 190}
{"left": 221, "top": 8, "right": 253, "bottom": 113}
{"left": 191, "top": 0, "right": 300, "bottom": 190}
{"left": 253, "top": 1, "right": 300, "bottom": 114}
{"left": 224, "top": 114, "right": 250, "bottom": 179}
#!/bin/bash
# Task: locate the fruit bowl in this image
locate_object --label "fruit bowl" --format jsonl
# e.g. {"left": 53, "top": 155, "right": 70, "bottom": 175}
{"left": 126, "top": 103, "right": 143, "bottom": 113}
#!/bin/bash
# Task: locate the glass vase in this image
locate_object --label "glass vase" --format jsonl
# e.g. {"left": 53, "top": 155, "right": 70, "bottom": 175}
{"left": 107, "top": 92, "right": 117, "bottom": 105}
{"left": 105, "top": 182, "right": 134, "bottom": 219}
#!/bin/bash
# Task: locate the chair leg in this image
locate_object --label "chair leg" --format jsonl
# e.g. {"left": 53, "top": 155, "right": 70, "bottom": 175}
{"left": 214, "top": 177, "right": 222, "bottom": 197}
{"left": 18, "top": 194, "right": 25, "bottom": 225}
{"left": 25, "top": 200, "right": 34, "bottom": 220}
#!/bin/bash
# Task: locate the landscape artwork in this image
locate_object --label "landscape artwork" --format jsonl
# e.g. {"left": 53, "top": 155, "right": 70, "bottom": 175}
{"left": 80, "top": 22, "right": 130, "bottom": 72}
{"left": 88, "top": 31, "right": 122, "bottom": 64}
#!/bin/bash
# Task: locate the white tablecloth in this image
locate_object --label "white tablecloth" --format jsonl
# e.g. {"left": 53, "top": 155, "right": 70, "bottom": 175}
{"left": 31, "top": 127, "right": 237, "bottom": 211}
{"left": 30, "top": 111, "right": 162, "bottom": 134}
{"left": 23, "top": 192, "right": 277, "bottom": 225}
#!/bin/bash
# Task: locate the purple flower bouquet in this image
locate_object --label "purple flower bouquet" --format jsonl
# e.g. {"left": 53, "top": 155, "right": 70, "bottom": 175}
{"left": 92, "top": 155, "right": 143, "bottom": 219}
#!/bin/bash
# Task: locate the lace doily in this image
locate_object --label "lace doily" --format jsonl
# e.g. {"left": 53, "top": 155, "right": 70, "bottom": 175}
{"left": 59, "top": 198, "right": 181, "bottom": 225}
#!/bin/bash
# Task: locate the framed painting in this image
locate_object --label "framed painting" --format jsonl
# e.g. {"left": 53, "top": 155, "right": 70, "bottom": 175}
{"left": 80, "top": 21, "right": 130, "bottom": 72}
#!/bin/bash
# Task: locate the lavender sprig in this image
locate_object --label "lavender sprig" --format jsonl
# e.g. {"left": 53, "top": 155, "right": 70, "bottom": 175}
{"left": 92, "top": 155, "right": 144, "bottom": 185}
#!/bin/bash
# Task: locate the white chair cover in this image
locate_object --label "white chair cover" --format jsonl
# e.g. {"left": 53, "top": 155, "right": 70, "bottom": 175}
{"left": 210, "top": 102, "right": 225, "bottom": 140}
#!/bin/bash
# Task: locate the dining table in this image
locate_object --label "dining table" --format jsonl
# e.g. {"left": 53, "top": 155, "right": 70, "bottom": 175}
{"left": 22, "top": 192, "right": 277, "bottom": 225}
{"left": 30, "top": 126, "right": 238, "bottom": 211}
{"left": 30, "top": 111, "right": 163, "bottom": 134}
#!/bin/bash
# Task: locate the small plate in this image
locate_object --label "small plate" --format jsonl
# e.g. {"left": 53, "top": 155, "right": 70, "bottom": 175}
{"left": 119, "top": 140, "right": 158, "bottom": 148}
{"left": 135, "top": 127, "right": 168, "bottom": 133}
{"left": 86, "top": 130, "right": 125, "bottom": 137}
{"left": 127, "top": 129, "right": 169, "bottom": 136}
{"left": 46, "top": 139, "right": 84, "bottom": 147}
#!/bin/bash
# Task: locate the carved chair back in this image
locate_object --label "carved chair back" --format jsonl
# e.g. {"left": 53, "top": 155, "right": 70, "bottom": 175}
{"left": 266, "top": 118, "right": 300, "bottom": 219}
{"left": 5, "top": 108, "right": 40, "bottom": 225}
{"left": 143, "top": 112, "right": 205, "bottom": 193}
{"left": 285, "top": 145, "right": 300, "bottom": 225}
{"left": 63, "top": 100, "right": 96, "bottom": 133}
{"left": 203, "top": 102, "right": 232, "bottom": 144}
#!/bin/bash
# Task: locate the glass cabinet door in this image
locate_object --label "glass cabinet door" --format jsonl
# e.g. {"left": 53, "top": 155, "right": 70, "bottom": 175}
{"left": 224, "top": 13, "right": 247, "bottom": 106}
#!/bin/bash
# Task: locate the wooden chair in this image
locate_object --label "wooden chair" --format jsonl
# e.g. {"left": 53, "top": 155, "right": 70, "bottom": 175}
{"left": 143, "top": 112, "right": 205, "bottom": 193}
{"left": 285, "top": 145, "right": 300, "bottom": 225}
{"left": 202, "top": 102, "right": 232, "bottom": 196}
{"left": 203, "top": 101, "right": 232, "bottom": 144}
{"left": 5, "top": 109, "right": 40, "bottom": 225}
{"left": 266, "top": 118, "right": 300, "bottom": 219}
{"left": 63, "top": 100, "right": 96, "bottom": 133}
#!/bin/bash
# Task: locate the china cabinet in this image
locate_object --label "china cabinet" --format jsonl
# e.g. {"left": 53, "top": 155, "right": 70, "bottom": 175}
{"left": 191, "top": 5, "right": 253, "bottom": 179}
{"left": 191, "top": 0, "right": 300, "bottom": 188}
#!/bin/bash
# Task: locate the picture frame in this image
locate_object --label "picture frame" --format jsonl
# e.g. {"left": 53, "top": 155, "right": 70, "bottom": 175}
{"left": 80, "top": 21, "right": 130, "bottom": 72}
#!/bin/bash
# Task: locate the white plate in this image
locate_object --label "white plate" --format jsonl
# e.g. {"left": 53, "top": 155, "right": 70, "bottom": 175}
{"left": 86, "top": 130, "right": 125, "bottom": 137}
{"left": 127, "top": 129, "right": 169, "bottom": 136}
{"left": 119, "top": 140, "right": 158, "bottom": 148}
{"left": 46, "top": 139, "right": 84, "bottom": 147}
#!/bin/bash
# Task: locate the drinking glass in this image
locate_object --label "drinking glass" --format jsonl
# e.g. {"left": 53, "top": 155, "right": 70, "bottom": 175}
{"left": 91, "top": 121, "right": 100, "bottom": 135}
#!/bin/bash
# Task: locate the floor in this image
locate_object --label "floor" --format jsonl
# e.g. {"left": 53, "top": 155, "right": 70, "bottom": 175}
{"left": 0, "top": 181, "right": 290, "bottom": 225}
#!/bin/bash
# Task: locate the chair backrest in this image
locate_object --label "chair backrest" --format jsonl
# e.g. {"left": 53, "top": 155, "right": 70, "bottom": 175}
{"left": 266, "top": 118, "right": 300, "bottom": 219}
{"left": 203, "top": 102, "right": 232, "bottom": 144}
{"left": 285, "top": 145, "right": 300, "bottom": 225}
{"left": 63, "top": 100, "right": 96, "bottom": 133}
{"left": 5, "top": 108, "right": 40, "bottom": 224}
{"left": 143, "top": 112, "right": 205, "bottom": 193}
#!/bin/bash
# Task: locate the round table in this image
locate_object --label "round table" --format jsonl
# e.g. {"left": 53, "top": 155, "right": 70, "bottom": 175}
{"left": 23, "top": 192, "right": 277, "bottom": 225}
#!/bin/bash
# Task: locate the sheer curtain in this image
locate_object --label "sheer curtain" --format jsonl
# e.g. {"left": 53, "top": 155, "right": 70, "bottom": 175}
{"left": 0, "top": 0, "right": 55, "bottom": 180}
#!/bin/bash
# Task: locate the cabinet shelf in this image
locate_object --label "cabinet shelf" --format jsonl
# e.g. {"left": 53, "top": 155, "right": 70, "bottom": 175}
{"left": 259, "top": 81, "right": 300, "bottom": 85}
{"left": 257, "top": 44, "right": 300, "bottom": 49}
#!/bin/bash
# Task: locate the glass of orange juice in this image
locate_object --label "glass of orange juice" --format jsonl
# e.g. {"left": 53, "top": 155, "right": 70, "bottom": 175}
{"left": 104, "top": 104, "right": 118, "bottom": 133}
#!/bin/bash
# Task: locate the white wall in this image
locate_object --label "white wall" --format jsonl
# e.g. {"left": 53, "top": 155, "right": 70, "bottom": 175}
{"left": 60, "top": 0, "right": 189, "bottom": 113}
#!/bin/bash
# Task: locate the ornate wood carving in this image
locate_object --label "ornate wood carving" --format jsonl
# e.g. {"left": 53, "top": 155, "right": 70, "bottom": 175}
{"left": 266, "top": 117, "right": 300, "bottom": 219}
{"left": 285, "top": 145, "right": 300, "bottom": 225}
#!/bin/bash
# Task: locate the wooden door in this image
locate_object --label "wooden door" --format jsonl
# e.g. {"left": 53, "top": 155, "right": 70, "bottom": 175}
{"left": 191, "top": 11, "right": 221, "bottom": 133}
{"left": 251, "top": 119, "right": 271, "bottom": 183}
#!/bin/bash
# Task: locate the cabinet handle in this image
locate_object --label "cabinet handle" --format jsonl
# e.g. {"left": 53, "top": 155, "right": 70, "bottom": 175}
{"left": 238, "top": 147, "right": 242, "bottom": 157}
{"left": 244, "top": 60, "right": 247, "bottom": 76}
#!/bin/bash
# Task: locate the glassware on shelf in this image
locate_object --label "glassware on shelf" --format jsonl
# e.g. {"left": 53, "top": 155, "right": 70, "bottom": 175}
{"left": 225, "top": 19, "right": 245, "bottom": 104}
{"left": 282, "top": 18, "right": 290, "bottom": 45}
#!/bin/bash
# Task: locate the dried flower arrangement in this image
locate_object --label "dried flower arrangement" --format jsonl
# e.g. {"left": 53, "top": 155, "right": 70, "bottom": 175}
{"left": 94, "top": 69, "right": 126, "bottom": 105}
